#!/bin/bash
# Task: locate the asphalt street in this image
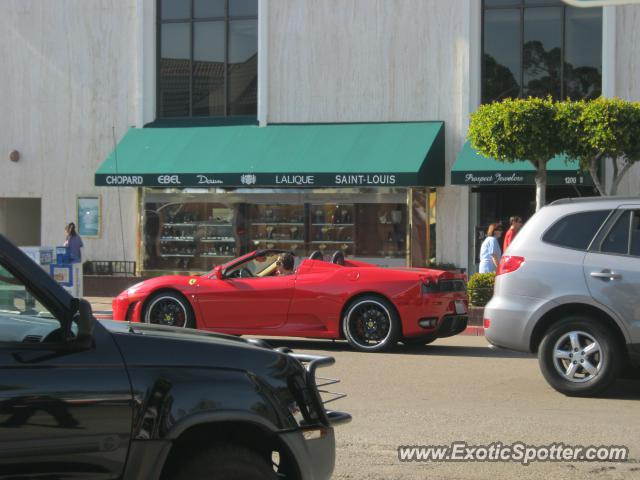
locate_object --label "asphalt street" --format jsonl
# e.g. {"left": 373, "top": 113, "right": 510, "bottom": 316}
{"left": 260, "top": 335, "right": 640, "bottom": 480}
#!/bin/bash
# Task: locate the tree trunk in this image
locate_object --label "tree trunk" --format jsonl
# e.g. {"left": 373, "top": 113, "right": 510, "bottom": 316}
{"left": 611, "top": 157, "right": 635, "bottom": 196}
{"left": 535, "top": 162, "right": 547, "bottom": 212}
{"left": 589, "top": 154, "right": 606, "bottom": 196}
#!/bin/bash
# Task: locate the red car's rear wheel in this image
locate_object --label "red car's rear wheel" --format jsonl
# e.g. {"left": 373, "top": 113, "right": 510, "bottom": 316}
{"left": 343, "top": 296, "right": 400, "bottom": 352}
{"left": 143, "top": 292, "right": 195, "bottom": 328}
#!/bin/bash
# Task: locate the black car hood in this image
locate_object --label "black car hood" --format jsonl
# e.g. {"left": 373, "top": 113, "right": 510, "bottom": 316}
{"left": 99, "top": 319, "right": 274, "bottom": 350}
{"left": 99, "top": 319, "right": 302, "bottom": 382}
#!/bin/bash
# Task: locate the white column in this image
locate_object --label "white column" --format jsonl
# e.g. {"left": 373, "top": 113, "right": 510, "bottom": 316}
{"left": 602, "top": 6, "right": 616, "bottom": 98}
{"left": 602, "top": 6, "right": 617, "bottom": 193}
{"left": 136, "top": 0, "right": 157, "bottom": 127}
{"left": 466, "top": 0, "right": 482, "bottom": 273}
{"left": 258, "top": 0, "right": 269, "bottom": 127}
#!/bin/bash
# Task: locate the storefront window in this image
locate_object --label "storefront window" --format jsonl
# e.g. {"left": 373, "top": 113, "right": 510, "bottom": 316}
{"left": 158, "top": 0, "right": 258, "bottom": 118}
{"left": 140, "top": 188, "right": 434, "bottom": 273}
{"left": 482, "top": 0, "right": 602, "bottom": 103}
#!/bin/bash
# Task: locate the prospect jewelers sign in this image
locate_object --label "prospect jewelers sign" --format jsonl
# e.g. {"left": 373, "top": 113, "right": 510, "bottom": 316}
{"left": 95, "top": 172, "right": 420, "bottom": 188}
{"left": 451, "top": 171, "right": 592, "bottom": 186}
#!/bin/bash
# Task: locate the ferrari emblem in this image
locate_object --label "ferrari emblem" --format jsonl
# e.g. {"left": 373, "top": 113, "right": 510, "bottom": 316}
{"left": 189, "top": 278, "right": 197, "bottom": 286}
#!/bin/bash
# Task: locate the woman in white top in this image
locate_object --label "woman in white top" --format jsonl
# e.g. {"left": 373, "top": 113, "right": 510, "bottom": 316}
{"left": 478, "top": 223, "right": 503, "bottom": 273}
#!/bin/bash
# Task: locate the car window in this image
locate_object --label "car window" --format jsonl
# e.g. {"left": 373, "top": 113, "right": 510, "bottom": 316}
{"left": 631, "top": 212, "right": 640, "bottom": 257}
{"left": 600, "top": 211, "right": 631, "bottom": 255}
{"left": 542, "top": 210, "right": 611, "bottom": 250}
{"left": 225, "top": 252, "right": 281, "bottom": 278}
{"left": 0, "top": 265, "right": 61, "bottom": 343}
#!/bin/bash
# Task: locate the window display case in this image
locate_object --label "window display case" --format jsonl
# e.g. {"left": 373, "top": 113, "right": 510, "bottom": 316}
{"left": 141, "top": 188, "right": 433, "bottom": 273}
{"left": 309, "top": 204, "right": 355, "bottom": 257}
{"left": 146, "top": 202, "right": 241, "bottom": 272}
{"left": 249, "top": 204, "right": 306, "bottom": 255}
{"left": 355, "top": 204, "right": 406, "bottom": 259}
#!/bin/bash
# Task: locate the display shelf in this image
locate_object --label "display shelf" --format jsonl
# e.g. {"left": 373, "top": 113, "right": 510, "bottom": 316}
{"left": 201, "top": 238, "right": 235, "bottom": 242}
{"left": 160, "top": 254, "right": 196, "bottom": 258}
{"left": 200, "top": 223, "right": 233, "bottom": 227}
{"left": 252, "top": 239, "right": 305, "bottom": 244}
{"left": 160, "top": 237, "right": 196, "bottom": 242}
{"left": 252, "top": 222, "right": 305, "bottom": 226}
{"left": 310, "top": 241, "right": 354, "bottom": 244}
{"left": 311, "top": 223, "right": 354, "bottom": 227}
{"left": 201, "top": 254, "right": 235, "bottom": 258}
{"left": 163, "top": 223, "right": 197, "bottom": 227}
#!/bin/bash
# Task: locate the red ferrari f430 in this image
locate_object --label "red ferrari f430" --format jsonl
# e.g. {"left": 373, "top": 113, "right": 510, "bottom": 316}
{"left": 113, "top": 250, "right": 468, "bottom": 352}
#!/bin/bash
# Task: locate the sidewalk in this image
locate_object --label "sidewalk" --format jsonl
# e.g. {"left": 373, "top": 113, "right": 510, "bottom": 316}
{"left": 86, "top": 297, "right": 113, "bottom": 318}
{"left": 86, "top": 295, "right": 485, "bottom": 335}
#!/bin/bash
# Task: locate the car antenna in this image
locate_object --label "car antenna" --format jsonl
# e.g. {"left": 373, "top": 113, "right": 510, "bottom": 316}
{"left": 112, "top": 125, "right": 127, "bottom": 264}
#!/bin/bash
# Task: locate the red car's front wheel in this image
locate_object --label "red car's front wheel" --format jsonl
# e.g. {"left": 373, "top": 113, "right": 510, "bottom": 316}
{"left": 143, "top": 292, "right": 195, "bottom": 328}
{"left": 343, "top": 296, "right": 400, "bottom": 352}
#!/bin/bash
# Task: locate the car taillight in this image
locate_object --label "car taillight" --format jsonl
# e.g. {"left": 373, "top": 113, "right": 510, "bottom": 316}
{"left": 483, "top": 318, "right": 491, "bottom": 329}
{"left": 496, "top": 255, "right": 524, "bottom": 276}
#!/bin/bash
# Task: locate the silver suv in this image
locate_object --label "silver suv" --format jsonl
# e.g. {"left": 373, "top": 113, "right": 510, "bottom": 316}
{"left": 485, "top": 197, "right": 640, "bottom": 396}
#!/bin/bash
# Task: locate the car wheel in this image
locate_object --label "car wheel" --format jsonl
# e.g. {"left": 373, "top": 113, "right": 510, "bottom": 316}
{"left": 169, "top": 444, "right": 277, "bottom": 480}
{"left": 343, "top": 296, "right": 400, "bottom": 352}
{"left": 403, "top": 333, "right": 439, "bottom": 346}
{"left": 538, "top": 316, "right": 621, "bottom": 397}
{"left": 143, "top": 291, "right": 195, "bottom": 328}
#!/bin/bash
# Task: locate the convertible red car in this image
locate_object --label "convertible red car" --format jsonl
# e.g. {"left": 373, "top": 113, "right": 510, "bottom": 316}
{"left": 112, "top": 250, "right": 468, "bottom": 352}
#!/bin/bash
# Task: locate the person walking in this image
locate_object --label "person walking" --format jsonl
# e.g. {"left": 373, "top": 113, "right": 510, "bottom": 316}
{"left": 503, "top": 216, "right": 523, "bottom": 252}
{"left": 478, "top": 223, "right": 503, "bottom": 273}
{"left": 64, "top": 222, "right": 84, "bottom": 263}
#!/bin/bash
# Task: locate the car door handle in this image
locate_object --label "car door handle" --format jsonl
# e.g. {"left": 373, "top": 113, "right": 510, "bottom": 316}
{"left": 590, "top": 270, "right": 622, "bottom": 281}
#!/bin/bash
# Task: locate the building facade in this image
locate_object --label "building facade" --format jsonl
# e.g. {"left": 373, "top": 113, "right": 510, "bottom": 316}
{"left": 1, "top": 0, "right": 639, "bottom": 274}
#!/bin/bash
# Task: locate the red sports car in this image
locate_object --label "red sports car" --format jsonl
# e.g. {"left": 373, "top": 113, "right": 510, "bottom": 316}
{"left": 113, "top": 250, "right": 469, "bottom": 352}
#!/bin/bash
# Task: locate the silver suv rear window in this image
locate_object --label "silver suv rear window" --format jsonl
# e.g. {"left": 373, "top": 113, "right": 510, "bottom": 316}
{"left": 542, "top": 210, "right": 612, "bottom": 250}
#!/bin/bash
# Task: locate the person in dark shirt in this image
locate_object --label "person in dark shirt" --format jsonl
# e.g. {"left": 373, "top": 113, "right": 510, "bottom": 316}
{"left": 64, "top": 222, "right": 84, "bottom": 263}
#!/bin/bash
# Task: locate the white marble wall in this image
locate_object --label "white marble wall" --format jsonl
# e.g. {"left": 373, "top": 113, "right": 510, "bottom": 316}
{"left": 0, "top": 0, "right": 139, "bottom": 262}
{"left": 614, "top": 5, "right": 640, "bottom": 196}
{"left": 267, "top": 0, "right": 472, "bottom": 266}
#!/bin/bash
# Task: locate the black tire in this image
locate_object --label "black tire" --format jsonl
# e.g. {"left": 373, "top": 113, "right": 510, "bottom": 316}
{"left": 169, "top": 444, "right": 276, "bottom": 480}
{"left": 342, "top": 295, "right": 400, "bottom": 352}
{"left": 538, "top": 316, "right": 621, "bottom": 397}
{"left": 403, "top": 333, "right": 439, "bottom": 346}
{"left": 143, "top": 291, "right": 196, "bottom": 328}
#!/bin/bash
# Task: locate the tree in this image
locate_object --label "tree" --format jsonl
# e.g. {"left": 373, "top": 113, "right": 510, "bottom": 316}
{"left": 468, "top": 97, "right": 562, "bottom": 211}
{"left": 556, "top": 97, "right": 640, "bottom": 196}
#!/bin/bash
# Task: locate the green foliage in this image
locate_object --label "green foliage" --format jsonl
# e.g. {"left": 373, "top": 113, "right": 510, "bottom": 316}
{"left": 557, "top": 98, "right": 640, "bottom": 192}
{"left": 468, "top": 97, "right": 563, "bottom": 168}
{"left": 467, "top": 273, "right": 496, "bottom": 307}
{"left": 469, "top": 96, "right": 640, "bottom": 198}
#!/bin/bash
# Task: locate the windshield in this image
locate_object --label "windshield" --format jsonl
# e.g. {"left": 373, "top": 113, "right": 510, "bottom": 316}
{"left": 0, "top": 264, "right": 78, "bottom": 343}
{"left": 224, "top": 252, "right": 281, "bottom": 278}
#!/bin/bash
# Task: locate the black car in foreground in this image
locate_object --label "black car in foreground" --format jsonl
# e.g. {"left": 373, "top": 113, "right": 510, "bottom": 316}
{"left": 0, "top": 234, "right": 350, "bottom": 480}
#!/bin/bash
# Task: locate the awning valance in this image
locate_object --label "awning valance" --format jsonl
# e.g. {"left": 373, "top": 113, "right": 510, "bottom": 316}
{"left": 95, "top": 122, "right": 445, "bottom": 188}
{"left": 451, "top": 142, "right": 592, "bottom": 187}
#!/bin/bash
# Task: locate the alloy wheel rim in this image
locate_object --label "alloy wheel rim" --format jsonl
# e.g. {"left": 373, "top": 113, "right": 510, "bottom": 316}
{"left": 552, "top": 330, "right": 603, "bottom": 383}
{"left": 146, "top": 296, "right": 187, "bottom": 328}
{"left": 346, "top": 300, "right": 392, "bottom": 349}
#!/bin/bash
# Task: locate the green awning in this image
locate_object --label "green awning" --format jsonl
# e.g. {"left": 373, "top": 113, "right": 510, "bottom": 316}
{"left": 95, "top": 122, "right": 445, "bottom": 188}
{"left": 451, "top": 142, "right": 592, "bottom": 186}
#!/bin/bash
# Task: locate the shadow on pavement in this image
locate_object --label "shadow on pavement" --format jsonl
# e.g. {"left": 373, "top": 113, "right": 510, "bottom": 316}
{"left": 257, "top": 338, "right": 533, "bottom": 359}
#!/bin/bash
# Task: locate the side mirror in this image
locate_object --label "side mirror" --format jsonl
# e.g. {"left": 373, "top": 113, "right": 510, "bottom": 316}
{"left": 75, "top": 299, "right": 95, "bottom": 348}
{"left": 213, "top": 265, "right": 223, "bottom": 280}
